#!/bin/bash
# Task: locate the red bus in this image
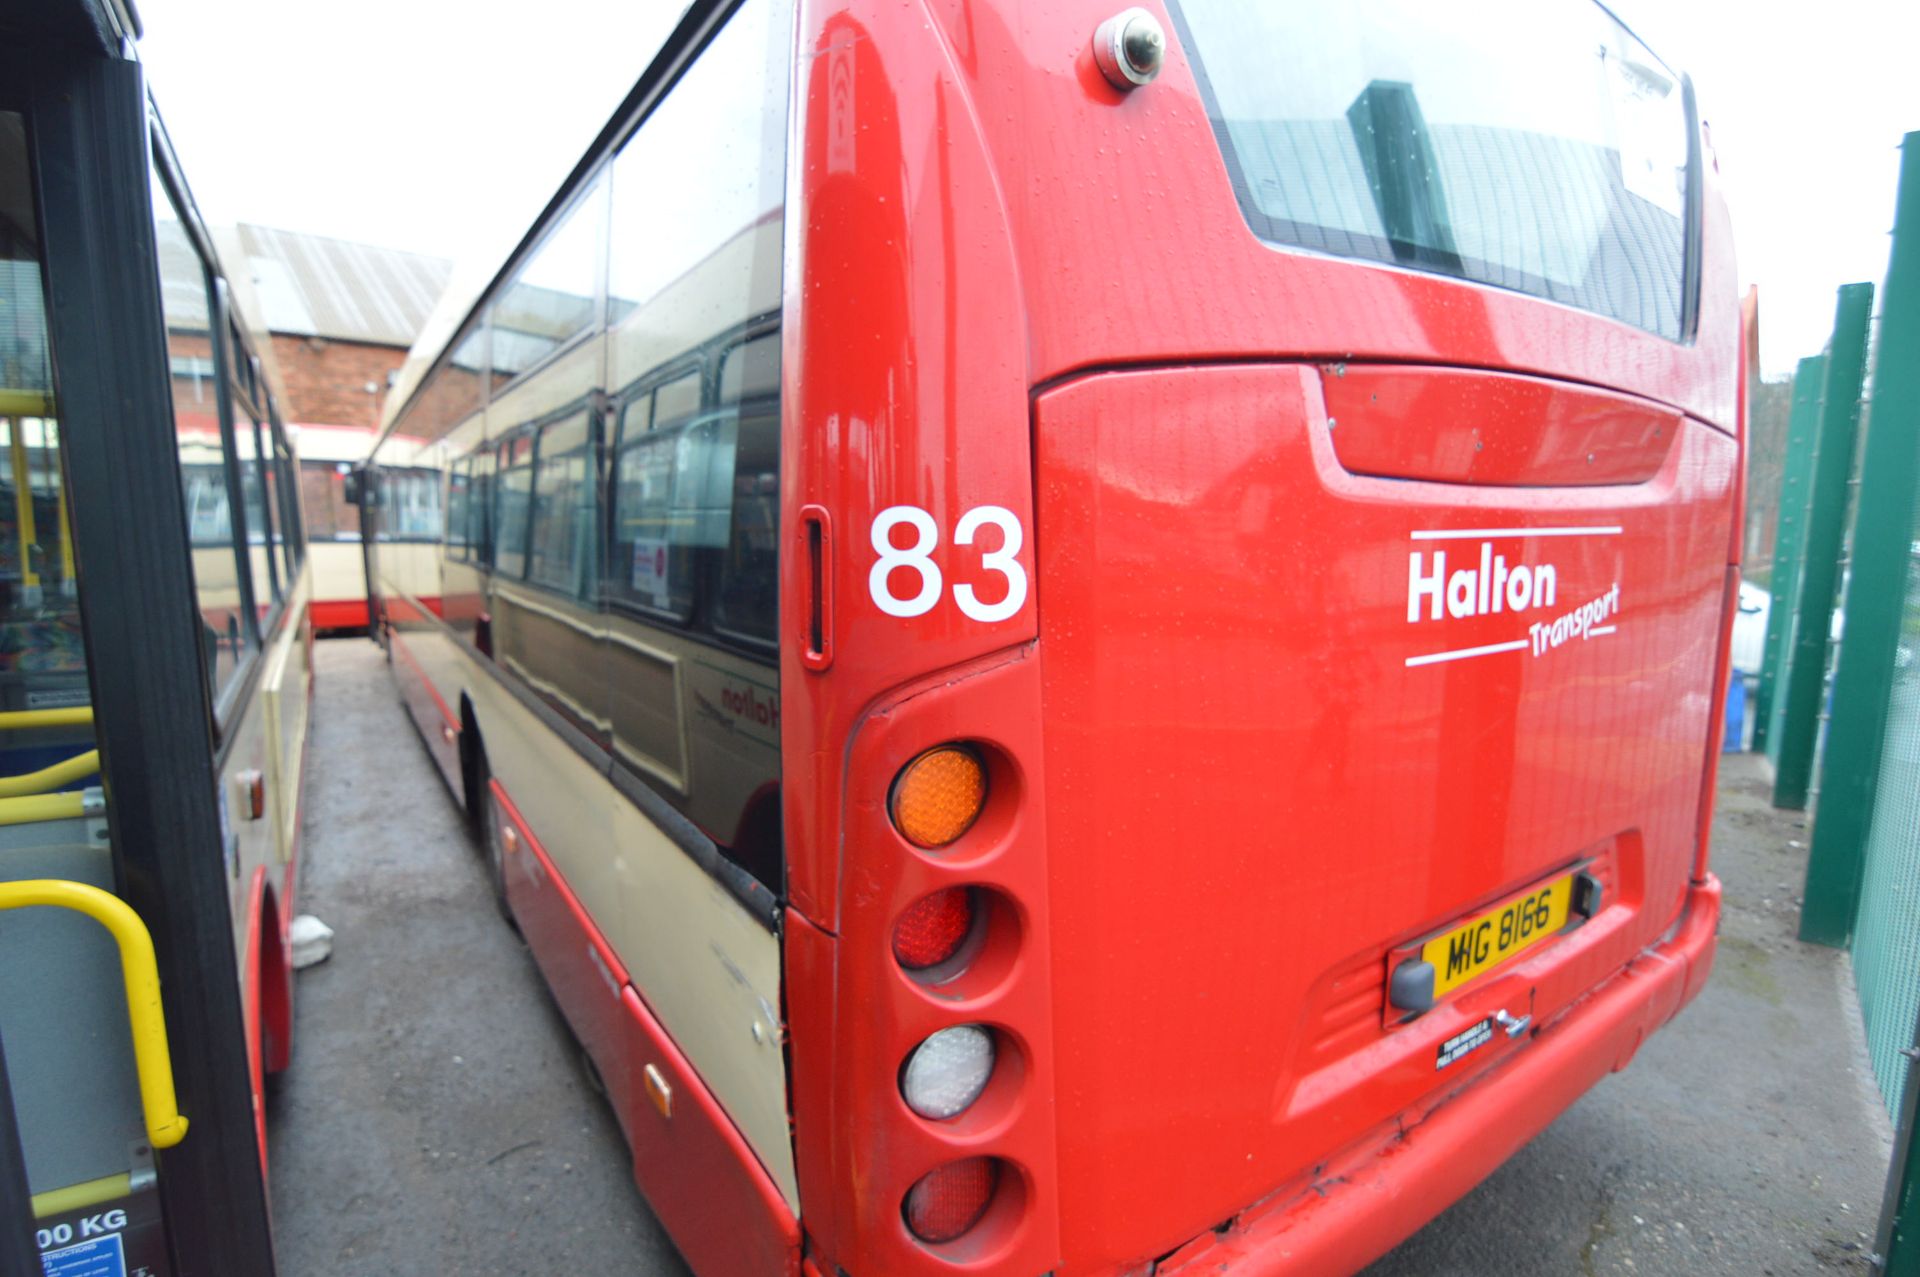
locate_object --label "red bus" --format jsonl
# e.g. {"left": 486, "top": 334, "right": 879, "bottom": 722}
{"left": 365, "top": 1, "right": 1740, "bottom": 1273}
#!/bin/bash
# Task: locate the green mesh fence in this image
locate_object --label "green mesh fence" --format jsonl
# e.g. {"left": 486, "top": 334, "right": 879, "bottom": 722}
{"left": 1854, "top": 573, "right": 1920, "bottom": 1118}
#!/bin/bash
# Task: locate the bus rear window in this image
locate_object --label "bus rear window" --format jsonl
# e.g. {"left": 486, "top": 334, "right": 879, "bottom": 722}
{"left": 1171, "top": 0, "right": 1692, "bottom": 339}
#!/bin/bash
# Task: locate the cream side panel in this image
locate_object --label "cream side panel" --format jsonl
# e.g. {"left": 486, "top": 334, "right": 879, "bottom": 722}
{"left": 416, "top": 635, "right": 799, "bottom": 1213}
{"left": 445, "top": 413, "right": 486, "bottom": 459}
{"left": 267, "top": 572, "right": 312, "bottom": 862}
{"left": 487, "top": 341, "right": 602, "bottom": 431}
{"left": 309, "top": 542, "right": 365, "bottom": 607}
{"left": 389, "top": 542, "right": 444, "bottom": 605}
{"left": 609, "top": 221, "right": 782, "bottom": 391}
{"left": 288, "top": 424, "right": 377, "bottom": 465}
{"left": 414, "top": 625, "right": 625, "bottom": 970}
{"left": 221, "top": 576, "right": 312, "bottom": 960}
{"left": 604, "top": 794, "right": 797, "bottom": 1212}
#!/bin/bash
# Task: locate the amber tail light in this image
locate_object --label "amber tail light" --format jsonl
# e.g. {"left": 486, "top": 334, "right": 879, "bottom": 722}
{"left": 904, "top": 1157, "right": 999, "bottom": 1244}
{"left": 890, "top": 746, "right": 986, "bottom": 848}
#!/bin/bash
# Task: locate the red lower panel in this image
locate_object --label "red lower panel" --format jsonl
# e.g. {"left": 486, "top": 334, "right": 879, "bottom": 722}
{"left": 243, "top": 866, "right": 268, "bottom": 1183}
{"left": 390, "top": 634, "right": 460, "bottom": 792}
{"left": 383, "top": 595, "right": 445, "bottom": 623}
{"left": 309, "top": 597, "right": 369, "bottom": 630}
{"left": 495, "top": 781, "right": 801, "bottom": 1277}
{"left": 618, "top": 986, "right": 801, "bottom": 1277}
{"left": 1158, "top": 877, "right": 1721, "bottom": 1277}
{"left": 493, "top": 782, "right": 637, "bottom": 1135}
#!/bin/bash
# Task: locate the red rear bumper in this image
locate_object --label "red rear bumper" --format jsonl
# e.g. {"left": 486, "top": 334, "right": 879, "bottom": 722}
{"left": 309, "top": 598, "right": 369, "bottom": 631}
{"left": 1159, "top": 875, "right": 1721, "bottom": 1277}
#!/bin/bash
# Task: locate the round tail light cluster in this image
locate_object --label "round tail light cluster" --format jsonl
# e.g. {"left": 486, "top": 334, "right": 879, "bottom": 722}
{"left": 890, "top": 742, "right": 1016, "bottom": 1248}
{"left": 892, "top": 886, "right": 975, "bottom": 970}
{"left": 904, "top": 1156, "right": 1000, "bottom": 1244}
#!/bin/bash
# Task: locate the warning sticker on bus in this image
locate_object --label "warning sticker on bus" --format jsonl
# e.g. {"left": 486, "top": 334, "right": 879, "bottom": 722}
{"left": 40, "top": 1233, "right": 125, "bottom": 1277}
{"left": 1435, "top": 1018, "right": 1495, "bottom": 1070}
{"left": 1421, "top": 873, "right": 1574, "bottom": 999}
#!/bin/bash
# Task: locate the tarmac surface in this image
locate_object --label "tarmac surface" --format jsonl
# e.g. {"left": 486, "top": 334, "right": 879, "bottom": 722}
{"left": 273, "top": 637, "right": 1893, "bottom": 1275}
{"left": 268, "top": 637, "right": 688, "bottom": 1277}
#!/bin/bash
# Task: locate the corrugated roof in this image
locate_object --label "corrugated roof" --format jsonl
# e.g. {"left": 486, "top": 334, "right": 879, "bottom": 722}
{"left": 235, "top": 224, "right": 451, "bottom": 348}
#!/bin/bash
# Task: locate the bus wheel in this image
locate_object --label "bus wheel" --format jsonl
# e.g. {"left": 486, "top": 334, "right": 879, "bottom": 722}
{"left": 477, "top": 768, "right": 517, "bottom": 931}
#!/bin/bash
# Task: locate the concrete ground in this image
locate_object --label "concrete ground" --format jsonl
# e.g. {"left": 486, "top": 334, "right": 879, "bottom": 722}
{"left": 267, "top": 637, "right": 689, "bottom": 1277}
{"left": 274, "top": 639, "right": 1894, "bottom": 1275}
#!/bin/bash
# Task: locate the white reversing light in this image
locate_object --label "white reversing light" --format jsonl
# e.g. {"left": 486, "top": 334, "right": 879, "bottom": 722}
{"left": 901, "top": 1025, "right": 995, "bottom": 1120}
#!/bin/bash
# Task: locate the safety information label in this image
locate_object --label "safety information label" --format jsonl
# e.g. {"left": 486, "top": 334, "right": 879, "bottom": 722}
{"left": 33, "top": 1186, "right": 169, "bottom": 1277}
{"left": 40, "top": 1233, "right": 124, "bottom": 1277}
{"left": 1436, "top": 1018, "right": 1494, "bottom": 1070}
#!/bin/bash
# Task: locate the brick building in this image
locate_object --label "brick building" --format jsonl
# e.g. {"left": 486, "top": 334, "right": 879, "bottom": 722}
{"left": 224, "top": 224, "right": 450, "bottom": 430}
{"left": 217, "top": 225, "right": 450, "bottom": 627}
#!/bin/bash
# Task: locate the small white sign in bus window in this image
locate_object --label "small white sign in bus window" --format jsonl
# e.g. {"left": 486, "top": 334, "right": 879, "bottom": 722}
{"left": 631, "top": 537, "right": 671, "bottom": 606}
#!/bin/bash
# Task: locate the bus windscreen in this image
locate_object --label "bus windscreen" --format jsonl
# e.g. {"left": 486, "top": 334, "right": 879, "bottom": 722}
{"left": 1172, "top": 0, "right": 1692, "bottom": 339}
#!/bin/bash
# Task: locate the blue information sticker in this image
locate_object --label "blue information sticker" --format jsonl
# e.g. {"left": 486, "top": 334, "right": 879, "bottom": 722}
{"left": 41, "top": 1234, "right": 126, "bottom": 1277}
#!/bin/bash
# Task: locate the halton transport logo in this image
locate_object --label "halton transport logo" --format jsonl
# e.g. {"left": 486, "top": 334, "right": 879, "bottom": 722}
{"left": 1404, "top": 525, "right": 1623, "bottom": 668}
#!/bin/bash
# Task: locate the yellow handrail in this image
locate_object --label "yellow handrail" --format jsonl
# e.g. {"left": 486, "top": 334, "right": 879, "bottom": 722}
{"left": 9, "top": 419, "right": 38, "bottom": 591}
{"left": 0, "top": 390, "right": 54, "bottom": 417}
{"left": 31, "top": 1172, "right": 131, "bottom": 1220}
{"left": 0, "top": 750, "right": 99, "bottom": 798}
{"left": 0, "top": 792, "right": 86, "bottom": 826}
{"left": 0, "top": 880, "right": 186, "bottom": 1149}
{"left": 0, "top": 707, "right": 92, "bottom": 731}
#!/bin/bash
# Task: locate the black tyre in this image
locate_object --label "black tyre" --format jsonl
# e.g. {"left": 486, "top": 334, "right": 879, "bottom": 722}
{"left": 477, "top": 765, "right": 516, "bottom": 929}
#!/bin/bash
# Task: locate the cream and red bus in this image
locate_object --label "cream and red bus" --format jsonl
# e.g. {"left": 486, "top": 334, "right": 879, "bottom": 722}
{"left": 366, "top": 1, "right": 1740, "bottom": 1273}
{"left": 1, "top": 0, "right": 314, "bottom": 1271}
{"left": 294, "top": 422, "right": 442, "bottom": 634}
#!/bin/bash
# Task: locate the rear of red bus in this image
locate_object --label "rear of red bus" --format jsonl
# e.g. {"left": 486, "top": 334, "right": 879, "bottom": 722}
{"left": 778, "top": 2, "right": 1740, "bottom": 1274}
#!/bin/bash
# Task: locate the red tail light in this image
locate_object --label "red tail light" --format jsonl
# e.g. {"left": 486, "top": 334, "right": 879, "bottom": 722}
{"left": 904, "top": 1157, "right": 998, "bottom": 1244}
{"left": 893, "top": 888, "right": 975, "bottom": 970}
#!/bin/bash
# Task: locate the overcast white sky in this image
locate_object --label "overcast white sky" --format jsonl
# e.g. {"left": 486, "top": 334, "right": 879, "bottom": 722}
{"left": 138, "top": 1, "right": 1918, "bottom": 381}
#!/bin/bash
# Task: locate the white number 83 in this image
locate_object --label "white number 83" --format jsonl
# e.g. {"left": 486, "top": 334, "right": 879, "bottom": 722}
{"left": 869, "top": 505, "right": 1028, "bottom": 623}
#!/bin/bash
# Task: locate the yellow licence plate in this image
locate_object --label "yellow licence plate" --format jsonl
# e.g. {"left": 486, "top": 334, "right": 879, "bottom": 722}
{"left": 1423, "top": 873, "right": 1574, "bottom": 998}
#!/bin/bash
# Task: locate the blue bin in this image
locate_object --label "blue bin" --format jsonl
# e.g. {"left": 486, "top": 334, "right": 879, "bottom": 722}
{"left": 1723, "top": 669, "right": 1746, "bottom": 752}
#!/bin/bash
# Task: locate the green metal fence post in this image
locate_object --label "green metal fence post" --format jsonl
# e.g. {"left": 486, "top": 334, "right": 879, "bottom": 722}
{"left": 1755, "top": 355, "right": 1829, "bottom": 756}
{"left": 1772, "top": 282, "right": 1875, "bottom": 810}
{"left": 1801, "top": 135, "right": 1920, "bottom": 945}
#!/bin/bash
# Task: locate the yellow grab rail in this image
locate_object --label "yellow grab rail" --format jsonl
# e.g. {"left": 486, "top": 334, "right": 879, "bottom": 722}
{"left": 0, "top": 791, "right": 87, "bottom": 826}
{"left": 0, "top": 749, "right": 99, "bottom": 798}
{"left": 0, "top": 390, "right": 54, "bottom": 417}
{"left": 31, "top": 1172, "right": 131, "bottom": 1220}
{"left": 0, "top": 707, "right": 92, "bottom": 731}
{"left": 9, "top": 419, "right": 38, "bottom": 591}
{"left": 0, "top": 880, "right": 188, "bottom": 1149}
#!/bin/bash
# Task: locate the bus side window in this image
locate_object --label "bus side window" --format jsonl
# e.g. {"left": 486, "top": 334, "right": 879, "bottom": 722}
{"left": 709, "top": 333, "right": 779, "bottom": 645}
{"left": 491, "top": 183, "right": 602, "bottom": 386}
{"left": 152, "top": 162, "right": 255, "bottom": 716}
{"left": 609, "top": 372, "right": 702, "bottom": 621}
{"left": 273, "top": 430, "right": 301, "bottom": 572}
{"left": 234, "top": 414, "right": 280, "bottom": 619}
{"left": 493, "top": 436, "right": 533, "bottom": 579}
{"left": 527, "top": 412, "right": 595, "bottom": 598}
{"left": 298, "top": 460, "right": 358, "bottom": 542}
{"left": 469, "top": 453, "right": 493, "bottom": 567}
{"left": 447, "top": 463, "right": 470, "bottom": 559}
{"left": 398, "top": 469, "right": 443, "bottom": 542}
